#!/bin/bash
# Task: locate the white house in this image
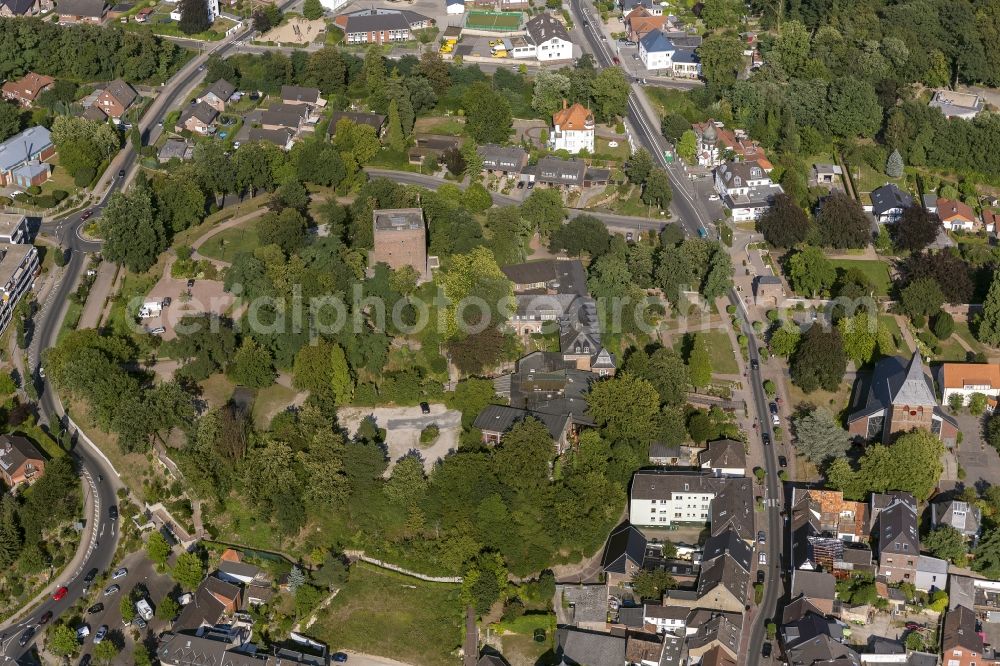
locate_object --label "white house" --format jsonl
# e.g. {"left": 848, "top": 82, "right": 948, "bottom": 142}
{"left": 939, "top": 362, "right": 1000, "bottom": 407}
{"left": 639, "top": 29, "right": 674, "bottom": 70}
{"left": 628, "top": 471, "right": 751, "bottom": 531}
{"left": 525, "top": 13, "right": 573, "bottom": 62}
{"left": 714, "top": 159, "right": 784, "bottom": 222}
{"left": 698, "top": 439, "right": 746, "bottom": 478}
{"left": 504, "top": 35, "right": 536, "bottom": 58}
{"left": 445, "top": 0, "right": 464, "bottom": 14}
{"left": 643, "top": 604, "right": 687, "bottom": 635}
{"left": 549, "top": 101, "right": 595, "bottom": 155}
{"left": 866, "top": 183, "right": 913, "bottom": 224}
{"left": 171, "top": 0, "right": 218, "bottom": 22}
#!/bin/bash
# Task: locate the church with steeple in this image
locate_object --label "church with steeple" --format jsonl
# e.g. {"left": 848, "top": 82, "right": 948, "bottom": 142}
{"left": 846, "top": 352, "right": 959, "bottom": 445}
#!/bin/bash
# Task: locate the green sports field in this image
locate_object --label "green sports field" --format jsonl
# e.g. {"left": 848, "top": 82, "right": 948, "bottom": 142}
{"left": 465, "top": 10, "right": 523, "bottom": 31}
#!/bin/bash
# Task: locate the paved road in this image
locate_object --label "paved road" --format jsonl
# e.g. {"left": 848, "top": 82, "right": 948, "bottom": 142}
{"left": 566, "top": 3, "right": 784, "bottom": 662}
{"left": 0, "top": 2, "right": 297, "bottom": 656}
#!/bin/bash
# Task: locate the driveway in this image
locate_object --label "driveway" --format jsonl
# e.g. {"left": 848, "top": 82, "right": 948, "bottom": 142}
{"left": 337, "top": 404, "right": 461, "bottom": 473}
{"left": 142, "top": 256, "right": 235, "bottom": 342}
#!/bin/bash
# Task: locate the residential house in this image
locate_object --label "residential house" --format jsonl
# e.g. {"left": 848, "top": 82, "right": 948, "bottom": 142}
{"left": 638, "top": 29, "right": 674, "bottom": 71}
{"left": 669, "top": 48, "right": 701, "bottom": 78}
{"left": 810, "top": 163, "right": 843, "bottom": 187}
{"left": 247, "top": 127, "right": 295, "bottom": 151}
{"left": 685, "top": 611, "right": 741, "bottom": 661}
{"left": 477, "top": 144, "right": 528, "bottom": 176}
{"left": 871, "top": 492, "right": 919, "bottom": 584}
{"left": 525, "top": 12, "right": 573, "bottom": 62}
{"left": 555, "top": 627, "right": 626, "bottom": 666}
{"left": 281, "top": 85, "right": 325, "bottom": 107}
{"left": 408, "top": 133, "right": 460, "bottom": 165}
{"left": 931, "top": 498, "right": 981, "bottom": 540}
{"left": 0, "top": 126, "right": 55, "bottom": 187}
{"left": 626, "top": 632, "right": 668, "bottom": 666}
{"left": 642, "top": 604, "right": 688, "bottom": 635}
{"left": 260, "top": 103, "right": 307, "bottom": 133}
{"left": 472, "top": 404, "right": 570, "bottom": 451}
{"left": 915, "top": 554, "right": 948, "bottom": 593}
{"left": 929, "top": 90, "right": 983, "bottom": 120}
{"left": 0, "top": 0, "right": 43, "bottom": 17}
{"left": 789, "top": 570, "right": 836, "bottom": 616}
{"left": 685, "top": 528, "right": 751, "bottom": 613}
{"left": 692, "top": 121, "right": 771, "bottom": 169}
{"left": 867, "top": 183, "right": 913, "bottom": 224}
{"left": 942, "top": 605, "right": 992, "bottom": 666}
{"left": 327, "top": 111, "right": 386, "bottom": 139}
{"left": 56, "top": 0, "right": 106, "bottom": 21}
{"left": 629, "top": 471, "right": 754, "bottom": 540}
{"left": 714, "top": 159, "right": 783, "bottom": 222}
{"left": 550, "top": 100, "right": 595, "bottom": 154}
{"left": 601, "top": 522, "right": 646, "bottom": 586}
{"left": 196, "top": 78, "right": 236, "bottom": 113}
{"left": 698, "top": 439, "right": 746, "bottom": 477}
{"left": 173, "top": 575, "right": 242, "bottom": 631}
{"left": 177, "top": 101, "right": 218, "bottom": 135}
{"left": 501, "top": 35, "right": 537, "bottom": 59}
{"left": 624, "top": 6, "right": 666, "bottom": 41}
{"left": 157, "top": 138, "right": 193, "bottom": 163}
{"left": 1, "top": 73, "right": 54, "bottom": 107}
{"left": 0, "top": 213, "right": 29, "bottom": 244}
{"left": 332, "top": 7, "right": 433, "bottom": 45}
{"left": 522, "top": 156, "right": 610, "bottom": 189}
{"left": 939, "top": 362, "right": 1000, "bottom": 408}
{"left": 619, "top": 0, "right": 663, "bottom": 15}
{"left": 370, "top": 207, "right": 428, "bottom": 282}
{"left": 158, "top": 628, "right": 328, "bottom": 666}
{"left": 789, "top": 487, "right": 870, "bottom": 574}
{"left": 95, "top": 79, "right": 137, "bottom": 120}
{"left": 984, "top": 208, "right": 1000, "bottom": 233}
{"left": 780, "top": 609, "right": 860, "bottom": 666}
{"left": 846, "top": 352, "right": 959, "bottom": 445}
{"left": 0, "top": 434, "right": 45, "bottom": 489}
{"left": 558, "top": 584, "right": 609, "bottom": 631}
{"left": 936, "top": 197, "right": 979, "bottom": 231}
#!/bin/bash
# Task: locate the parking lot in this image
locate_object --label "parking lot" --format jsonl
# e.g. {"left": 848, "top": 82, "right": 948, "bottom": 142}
{"left": 75, "top": 551, "right": 176, "bottom": 665}
{"left": 337, "top": 404, "right": 462, "bottom": 474}
{"left": 141, "top": 270, "right": 235, "bottom": 342}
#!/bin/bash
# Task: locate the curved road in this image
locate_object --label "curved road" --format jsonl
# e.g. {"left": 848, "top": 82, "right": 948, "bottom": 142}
{"left": 566, "top": 5, "right": 784, "bottom": 663}
{"left": 0, "top": 7, "right": 299, "bottom": 657}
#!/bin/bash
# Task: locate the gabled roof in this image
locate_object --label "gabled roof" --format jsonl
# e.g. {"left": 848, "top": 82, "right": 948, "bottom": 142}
{"left": 1, "top": 72, "right": 54, "bottom": 101}
{"left": 936, "top": 197, "right": 976, "bottom": 223}
{"left": 101, "top": 79, "right": 137, "bottom": 109}
{"left": 639, "top": 29, "right": 675, "bottom": 54}
{"left": 875, "top": 494, "right": 919, "bottom": 557}
{"left": 931, "top": 499, "right": 981, "bottom": 536}
{"left": 790, "top": 570, "right": 836, "bottom": 603}
{"left": 202, "top": 78, "right": 236, "bottom": 102}
{"left": 601, "top": 522, "right": 647, "bottom": 574}
{"left": 941, "top": 362, "right": 1000, "bottom": 390}
{"left": 870, "top": 183, "right": 913, "bottom": 216}
{"left": 335, "top": 7, "right": 429, "bottom": 33}
{"left": 0, "top": 126, "right": 51, "bottom": 173}
{"left": 472, "top": 404, "right": 569, "bottom": 441}
{"left": 0, "top": 434, "right": 44, "bottom": 475}
{"left": 1, "top": 0, "right": 37, "bottom": 15}
{"left": 179, "top": 101, "right": 218, "bottom": 126}
{"left": 943, "top": 605, "right": 982, "bottom": 653}
{"left": 698, "top": 438, "right": 746, "bottom": 470}
{"left": 525, "top": 12, "right": 570, "bottom": 45}
{"left": 281, "top": 85, "right": 321, "bottom": 104}
{"left": 248, "top": 127, "right": 293, "bottom": 147}
{"left": 556, "top": 627, "right": 626, "bottom": 666}
{"left": 328, "top": 111, "right": 385, "bottom": 136}
{"left": 697, "top": 528, "right": 751, "bottom": 602}
{"left": 261, "top": 103, "right": 306, "bottom": 128}
{"left": 56, "top": 0, "right": 106, "bottom": 16}
{"left": 502, "top": 259, "right": 560, "bottom": 286}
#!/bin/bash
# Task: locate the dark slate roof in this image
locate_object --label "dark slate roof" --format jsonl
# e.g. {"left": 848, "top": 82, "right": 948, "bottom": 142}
{"left": 892, "top": 352, "right": 936, "bottom": 406}
{"left": 261, "top": 103, "right": 306, "bottom": 128}
{"left": 172, "top": 585, "right": 226, "bottom": 631}
{"left": 697, "top": 528, "right": 751, "bottom": 603}
{"left": 102, "top": 79, "right": 137, "bottom": 108}
{"left": 709, "top": 477, "right": 754, "bottom": 541}
{"left": 202, "top": 78, "right": 236, "bottom": 102}
{"left": 686, "top": 613, "right": 740, "bottom": 658}
{"left": 179, "top": 101, "right": 218, "bottom": 126}
{"left": 525, "top": 12, "right": 570, "bottom": 45}
{"left": 790, "top": 570, "right": 836, "bottom": 603}
{"left": 472, "top": 404, "right": 569, "bottom": 441}
{"left": 639, "top": 29, "right": 674, "bottom": 54}
{"left": 328, "top": 111, "right": 385, "bottom": 136}
{"left": 601, "top": 522, "right": 647, "bottom": 574}
{"left": 875, "top": 494, "right": 919, "bottom": 557}
{"left": 556, "top": 627, "right": 626, "bottom": 666}
{"left": 943, "top": 605, "right": 982, "bottom": 653}
{"left": 2, "top": 0, "right": 36, "bottom": 14}
{"left": 478, "top": 144, "right": 528, "bottom": 173}
{"left": 847, "top": 353, "right": 957, "bottom": 429}
{"left": 281, "top": 85, "right": 320, "bottom": 104}
{"left": 0, "top": 435, "right": 44, "bottom": 475}
{"left": 932, "top": 499, "right": 981, "bottom": 536}
{"left": 699, "top": 438, "right": 746, "bottom": 470}
{"left": 57, "top": 0, "right": 106, "bottom": 16}
{"left": 870, "top": 183, "right": 913, "bottom": 216}
{"left": 618, "top": 606, "right": 644, "bottom": 627}
{"left": 781, "top": 595, "right": 828, "bottom": 625}
{"left": 248, "top": 127, "right": 293, "bottom": 147}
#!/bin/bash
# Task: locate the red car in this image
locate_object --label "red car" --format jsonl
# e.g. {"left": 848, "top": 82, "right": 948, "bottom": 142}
{"left": 52, "top": 586, "right": 68, "bottom": 601}
{"left": 612, "top": 56, "right": 620, "bottom": 65}
{"left": 905, "top": 622, "right": 922, "bottom": 631}
{"left": 81, "top": 209, "right": 93, "bottom": 221}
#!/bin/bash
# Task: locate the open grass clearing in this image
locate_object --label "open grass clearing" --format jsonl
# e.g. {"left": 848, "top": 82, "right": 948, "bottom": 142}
{"left": 312, "top": 563, "right": 463, "bottom": 666}
{"left": 829, "top": 259, "right": 891, "bottom": 297}
{"left": 197, "top": 224, "right": 260, "bottom": 263}
{"left": 251, "top": 382, "right": 301, "bottom": 429}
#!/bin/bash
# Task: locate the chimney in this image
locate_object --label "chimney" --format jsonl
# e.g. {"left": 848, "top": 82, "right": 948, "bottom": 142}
{"left": 562, "top": 99, "right": 567, "bottom": 109}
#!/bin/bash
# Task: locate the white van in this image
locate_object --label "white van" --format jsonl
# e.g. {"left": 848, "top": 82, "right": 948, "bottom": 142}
{"left": 136, "top": 598, "right": 153, "bottom": 621}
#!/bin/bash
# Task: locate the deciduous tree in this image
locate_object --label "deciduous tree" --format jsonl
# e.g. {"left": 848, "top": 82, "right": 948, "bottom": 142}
{"left": 791, "top": 407, "right": 850, "bottom": 464}
{"left": 758, "top": 193, "right": 810, "bottom": 248}
{"left": 586, "top": 374, "right": 660, "bottom": 441}
{"left": 791, "top": 324, "right": 846, "bottom": 393}
{"left": 817, "top": 192, "right": 871, "bottom": 249}
{"left": 891, "top": 205, "right": 939, "bottom": 254}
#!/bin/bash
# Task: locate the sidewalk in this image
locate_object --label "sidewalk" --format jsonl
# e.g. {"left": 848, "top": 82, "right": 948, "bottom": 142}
{"left": 77, "top": 261, "right": 118, "bottom": 330}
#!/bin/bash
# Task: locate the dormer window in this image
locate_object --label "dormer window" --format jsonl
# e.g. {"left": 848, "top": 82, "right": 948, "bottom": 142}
{"left": 751, "top": 167, "right": 761, "bottom": 178}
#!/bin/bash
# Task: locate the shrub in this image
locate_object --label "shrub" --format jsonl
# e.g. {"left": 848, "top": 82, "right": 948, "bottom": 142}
{"left": 420, "top": 424, "right": 440, "bottom": 445}
{"left": 35, "top": 195, "right": 56, "bottom": 209}
{"left": 932, "top": 311, "right": 954, "bottom": 340}
{"left": 762, "top": 379, "right": 776, "bottom": 397}
{"left": 51, "top": 189, "right": 68, "bottom": 202}
{"left": 26, "top": 185, "right": 41, "bottom": 196}
{"left": 74, "top": 168, "right": 95, "bottom": 187}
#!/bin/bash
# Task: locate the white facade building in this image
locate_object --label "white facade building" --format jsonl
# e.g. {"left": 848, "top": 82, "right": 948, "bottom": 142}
{"left": 714, "top": 159, "right": 783, "bottom": 222}
{"left": 526, "top": 13, "right": 574, "bottom": 62}
{"left": 549, "top": 101, "right": 595, "bottom": 154}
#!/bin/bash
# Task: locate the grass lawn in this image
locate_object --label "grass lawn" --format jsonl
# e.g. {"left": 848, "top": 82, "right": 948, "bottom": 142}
{"left": 787, "top": 379, "right": 854, "bottom": 420}
{"left": 197, "top": 224, "right": 260, "bottom": 263}
{"left": 198, "top": 373, "right": 236, "bottom": 410}
{"left": 879, "top": 315, "right": 907, "bottom": 354}
{"left": 641, "top": 86, "right": 704, "bottom": 121}
{"left": 493, "top": 613, "right": 557, "bottom": 666}
{"left": 599, "top": 186, "right": 669, "bottom": 219}
{"left": 413, "top": 115, "right": 466, "bottom": 136}
{"left": 849, "top": 162, "right": 906, "bottom": 195}
{"left": 251, "top": 382, "right": 300, "bottom": 429}
{"left": 594, "top": 136, "right": 629, "bottom": 161}
{"left": 830, "top": 259, "right": 891, "bottom": 297}
{"left": 57, "top": 300, "right": 84, "bottom": 343}
{"left": 954, "top": 322, "right": 987, "bottom": 356}
{"left": 67, "top": 399, "right": 155, "bottom": 493}
{"left": 312, "top": 563, "right": 463, "bottom": 666}
{"left": 702, "top": 328, "right": 740, "bottom": 376}
{"left": 933, "top": 336, "right": 969, "bottom": 362}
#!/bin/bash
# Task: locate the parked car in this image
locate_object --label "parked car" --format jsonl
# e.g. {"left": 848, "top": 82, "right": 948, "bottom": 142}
{"left": 757, "top": 530, "right": 766, "bottom": 544}
{"left": 758, "top": 552, "right": 767, "bottom": 565}
{"left": 757, "top": 570, "right": 765, "bottom": 584}
{"left": 420, "top": 402, "right": 430, "bottom": 415}
{"left": 708, "top": 194, "right": 720, "bottom": 201}
{"left": 77, "top": 625, "right": 90, "bottom": 640}
{"left": 87, "top": 603, "right": 104, "bottom": 615}
{"left": 161, "top": 297, "right": 172, "bottom": 307}
{"left": 93, "top": 625, "right": 108, "bottom": 644}
{"left": 39, "top": 611, "right": 52, "bottom": 625}
{"left": 149, "top": 326, "right": 166, "bottom": 335}
{"left": 187, "top": 278, "right": 195, "bottom": 288}
{"left": 53, "top": 586, "right": 68, "bottom": 601}
{"left": 103, "top": 584, "right": 120, "bottom": 597}
{"left": 112, "top": 567, "right": 128, "bottom": 580}
{"left": 762, "top": 642, "right": 772, "bottom": 657}
{"left": 83, "top": 568, "right": 99, "bottom": 583}
{"left": 133, "top": 617, "right": 147, "bottom": 629}
{"left": 778, "top": 455, "right": 787, "bottom": 468}
{"left": 332, "top": 654, "right": 349, "bottom": 663}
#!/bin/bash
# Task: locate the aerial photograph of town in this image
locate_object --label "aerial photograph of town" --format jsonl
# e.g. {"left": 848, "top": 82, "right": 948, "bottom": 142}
{"left": 0, "top": 0, "right": 998, "bottom": 663}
